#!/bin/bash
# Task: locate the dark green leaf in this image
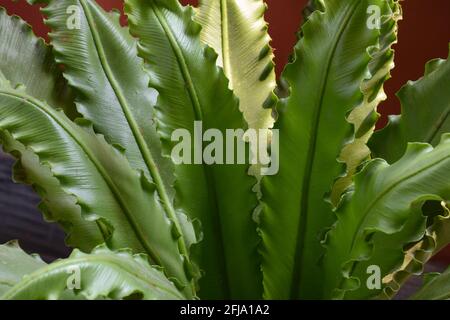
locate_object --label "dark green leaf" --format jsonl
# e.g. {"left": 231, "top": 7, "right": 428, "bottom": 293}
{"left": 260, "top": 0, "right": 399, "bottom": 299}
{"left": 125, "top": 0, "right": 260, "bottom": 299}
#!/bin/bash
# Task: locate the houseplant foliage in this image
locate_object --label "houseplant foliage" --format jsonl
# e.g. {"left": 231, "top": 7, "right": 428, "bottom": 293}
{"left": 0, "top": 0, "right": 448, "bottom": 300}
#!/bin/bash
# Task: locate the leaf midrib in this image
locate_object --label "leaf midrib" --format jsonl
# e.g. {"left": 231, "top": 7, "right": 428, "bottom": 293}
{"left": 0, "top": 90, "right": 162, "bottom": 267}
{"left": 290, "top": 1, "right": 361, "bottom": 299}
{"left": 149, "top": 1, "right": 231, "bottom": 297}
{"left": 219, "top": 0, "right": 232, "bottom": 82}
{"left": 77, "top": 0, "right": 189, "bottom": 259}
{"left": 2, "top": 254, "right": 182, "bottom": 299}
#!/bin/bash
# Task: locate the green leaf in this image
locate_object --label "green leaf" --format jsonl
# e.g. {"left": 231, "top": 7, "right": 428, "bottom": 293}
{"left": 411, "top": 265, "right": 450, "bottom": 300}
{"left": 195, "top": 0, "right": 276, "bottom": 130}
{"left": 0, "top": 7, "right": 76, "bottom": 118}
{"left": 30, "top": 0, "right": 198, "bottom": 272}
{"left": 36, "top": 0, "right": 175, "bottom": 202}
{"left": 1, "top": 135, "right": 104, "bottom": 252}
{"left": 331, "top": 1, "right": 400, "bottom": 205}
{"left": 124, "top": 0, "right": 260, "bottom": 299}
{"left": 0, "top": 9, "right": 102, "bottom": 251}
{"left": 0, "top": 241, "right": 46, "bottom": 296}
{"left": 380, "top": 200, "right": 450, "bottom": 299}
{"left": 0, "top": 75, "right": 193, "bottom": 298}
{"left": 2, "top": 245, "right": 184, "bottom": 300}
{"left": 260, "top": 0, "right": 398, "bottom": 299}
{"left": 303, "top": 0, "right": 323, "bottom": 19}
{"left": 322, "top": 134, "right": 450, "bottom": 299}
{"left": 370, "top": 44, "right": 450, "bottom": 163}
{"left": 362, "top": 47, "right": 450, "bottom": 299}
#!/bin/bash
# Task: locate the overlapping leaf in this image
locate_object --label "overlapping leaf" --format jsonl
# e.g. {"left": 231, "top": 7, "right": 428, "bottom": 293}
{"left": 0, "top": 0, "right": 447, "bottom": 301}
{"left": 331, "top": 1, "right": 400, "bottom": 204}
{"left": 322, "top": 135, "right": 450, "bottom": 299}
{"left": 30, "top": 0, "right": 198, "bottom": 292}
{"left": 125, "top": 0, "right": 260, "bottom": 299}
{"left": 370, "top": 44, "right": 450, "bottom": 163}
{"left": 260, "top": 0, "right": 399, "bottom": 299}
{"left": 365, "top": 47, "right": 450, "bottom": 298}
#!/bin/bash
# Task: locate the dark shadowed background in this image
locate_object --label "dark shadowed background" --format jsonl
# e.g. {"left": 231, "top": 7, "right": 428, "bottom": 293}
{"left": 0, "top": 0, "right": 449, "bottom": 267}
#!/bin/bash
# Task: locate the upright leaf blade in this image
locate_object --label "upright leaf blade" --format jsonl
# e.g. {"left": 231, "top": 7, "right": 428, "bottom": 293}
{"left": 36, "top": 0, "right": 174, "bottom": 194}
{"left": 30, "top": 0, "right": 198, "bottom": 288}
{"left": 260, "top": 0, "right": 398, "bottom": 299}
{"left": 196, "top": 0, "right": 276, "bottom": 130}
{"left": 125, "top": 0, "right": 260, "bottom": 299}
{"left": 331, "top": 2, "right": 400, "bottom": 204}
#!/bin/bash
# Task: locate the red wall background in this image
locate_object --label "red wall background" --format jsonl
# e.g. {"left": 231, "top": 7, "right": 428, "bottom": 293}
{"left": 0, "top": 0, "right": 449, "bottom": 262}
